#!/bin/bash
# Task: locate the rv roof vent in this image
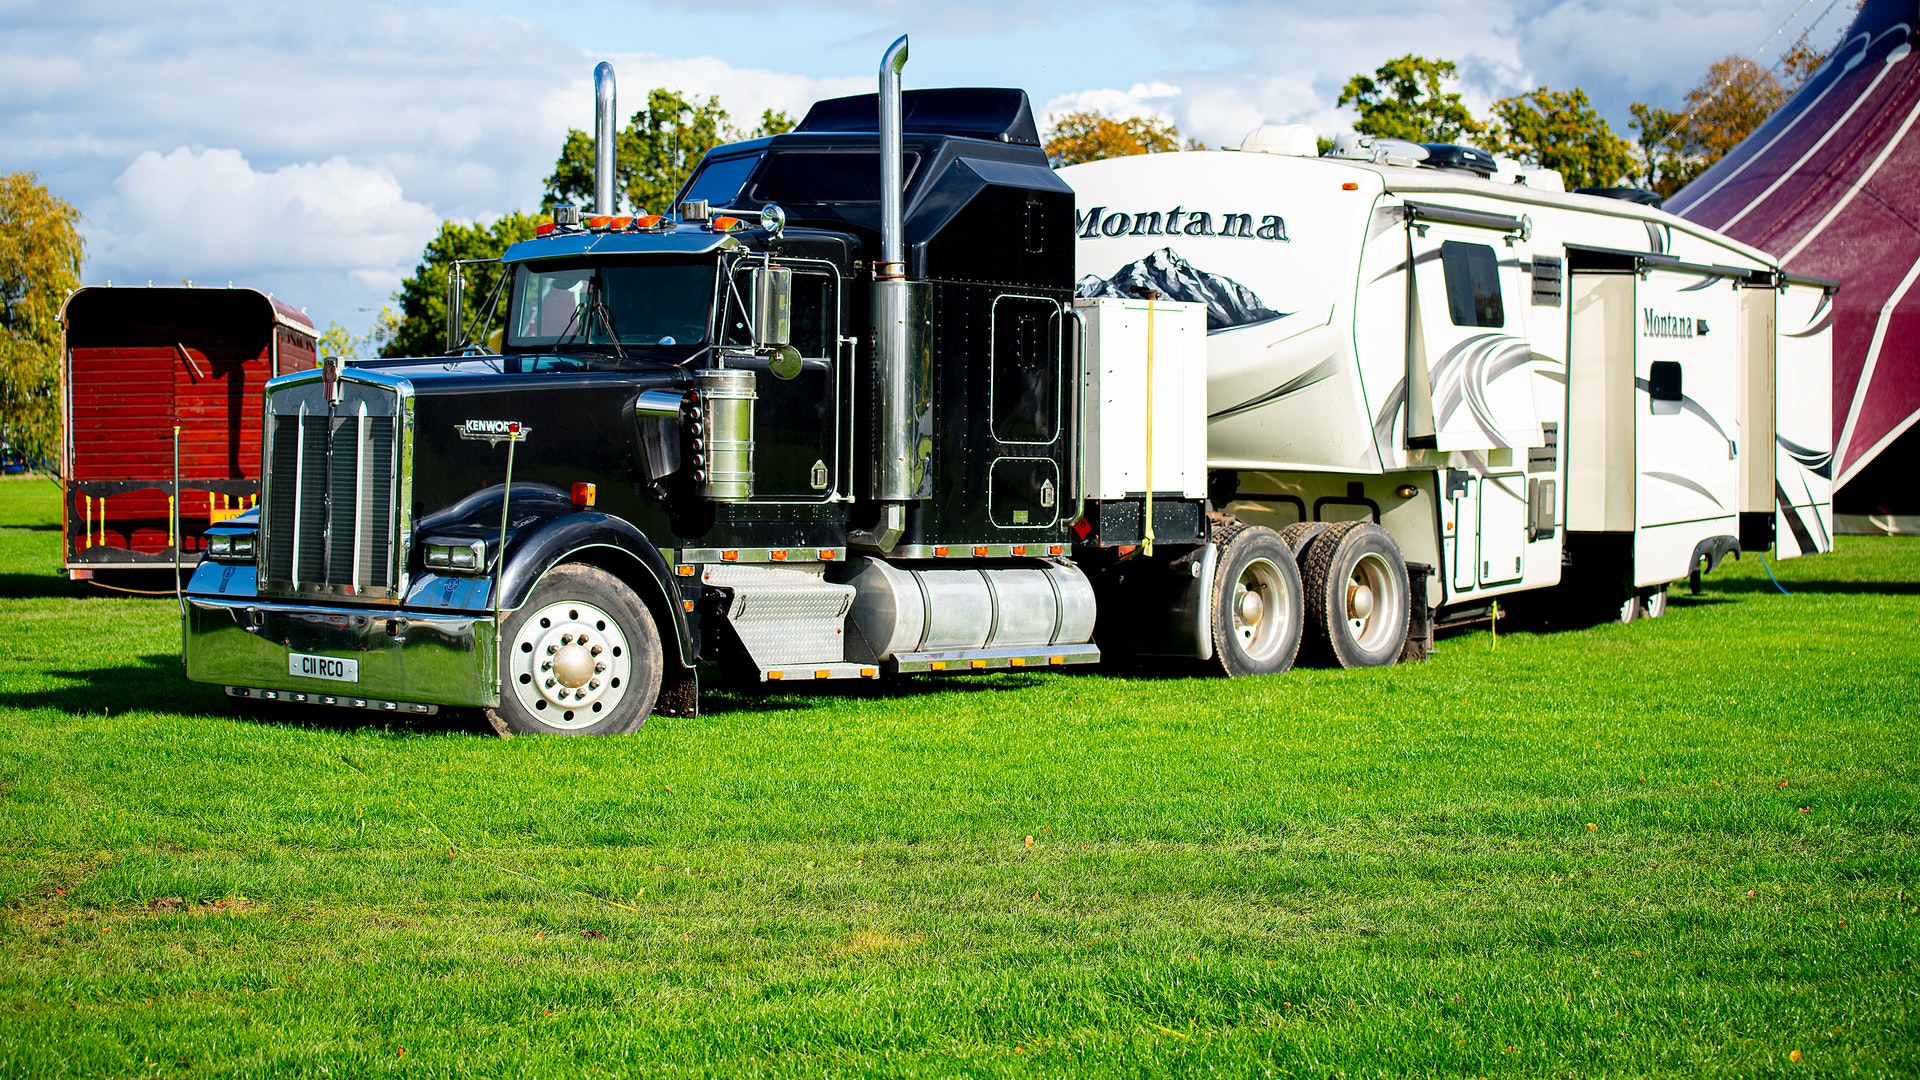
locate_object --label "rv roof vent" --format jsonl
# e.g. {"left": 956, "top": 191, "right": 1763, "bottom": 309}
{"left": 1418, "top": 143, "right": 1497, "bottom": 178}
{"left": 1492, "top": 158, "right": 1566, "bottom": 191}
{"left": 1239, "top": 124, "right": 1319, "bottom": 157}
{"left": 1324, "top": 133, "right": 1428, "bottom": 167}
{"left": 1574, "top": 186, "right": 1664, "bottom": 208}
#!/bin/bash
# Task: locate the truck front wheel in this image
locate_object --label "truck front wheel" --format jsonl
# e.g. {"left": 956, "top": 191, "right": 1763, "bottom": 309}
{"left": 489, "top": 563, "right": 663, "bottom": 736}
{"left": 1209, "top": 523, "right": 1304, "bottom": 677}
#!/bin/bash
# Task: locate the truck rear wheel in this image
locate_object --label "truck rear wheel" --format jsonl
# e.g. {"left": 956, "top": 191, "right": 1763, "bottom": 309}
{"left": 1209, "top": 523, "right": 1304, "bottom": 677}
{"left": 1299, "top": 521, "right": 1409, "bottom": 668}
{"left": 489, "top": 564, "right": 662, "bottom": 736}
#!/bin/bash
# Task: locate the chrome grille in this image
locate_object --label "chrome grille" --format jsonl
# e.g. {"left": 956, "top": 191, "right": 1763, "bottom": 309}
{"left": 260, "top": 373, "right": 409, "bottom": 599}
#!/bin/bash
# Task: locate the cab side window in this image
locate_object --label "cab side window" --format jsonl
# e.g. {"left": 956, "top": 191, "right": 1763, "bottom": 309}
{"left": 1440, "top": 241, "right": 1505, "bottom": 327}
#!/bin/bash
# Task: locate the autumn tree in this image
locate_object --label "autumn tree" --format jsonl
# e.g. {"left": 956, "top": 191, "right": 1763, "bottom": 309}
{"left": 1337, "top": 55, "right": 1483, "bottom": 144}
{"left": 0, "top": 172, "right": 83, "bottom": 466}
{"left": 544, "top": 90, "right": 794, "bottom": 216}
{"left": 1630, "top": 51, "right": 1816, "bottom": 198}
{"left": 384, "top": 212, "right": 546, "bottom": 358}
{"left": 1043, "top": 110, "right": 1186, "bottom": 166}
{"left": 1485, "top": 86, "right": 1636, "bottom": 189}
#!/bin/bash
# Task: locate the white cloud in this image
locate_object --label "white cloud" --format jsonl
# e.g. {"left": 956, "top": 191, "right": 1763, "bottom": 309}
{"left": 86, "top": 148, "right": 443, "bottom": 319}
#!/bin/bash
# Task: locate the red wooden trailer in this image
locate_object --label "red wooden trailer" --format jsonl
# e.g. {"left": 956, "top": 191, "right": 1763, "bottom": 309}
{"left": 60, "top": 286, "right": 318, "bottom": 580}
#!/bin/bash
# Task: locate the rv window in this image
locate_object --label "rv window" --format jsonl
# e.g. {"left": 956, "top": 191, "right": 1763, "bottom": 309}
{"left": 1441, "top": 241, "right": 1505, "bottom": 327}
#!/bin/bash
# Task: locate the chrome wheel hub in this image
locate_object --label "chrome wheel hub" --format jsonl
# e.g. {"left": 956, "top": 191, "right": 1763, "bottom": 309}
{"left": 1231, "top": 556, "right": 1292, "bottom": 663}
{"left": 1345, "top": 553, "right": 1402, "bottom": 650}
{"left": 508, "top": 600, "right": 632, "bottom": 730}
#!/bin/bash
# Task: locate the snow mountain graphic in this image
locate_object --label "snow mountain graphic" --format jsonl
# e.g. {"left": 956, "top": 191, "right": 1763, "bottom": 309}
{"left": 1074, "top": 247, "right": 1285, "bottom": 333}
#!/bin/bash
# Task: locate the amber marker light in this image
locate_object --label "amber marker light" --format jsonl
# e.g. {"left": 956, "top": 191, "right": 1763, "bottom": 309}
{"left": 571, "top": 482, "right": 597, "bottom": 507}
{"left": 1395, "top": 484, "right": 1418, "bottom": 499}
{"left": 535, "top": 222, "right": 558, "bottom": 237}
{"left": 633, "top": 215, "right": 664, "bottom": 229}
{"left": 711, "top": 215, "right": 742, "bottom": 231}
{"left": 1342, "top": 182, "right": 1360, "bottom": 191}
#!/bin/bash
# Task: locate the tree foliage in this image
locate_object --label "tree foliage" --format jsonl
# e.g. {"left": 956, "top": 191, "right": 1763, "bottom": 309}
{"left": 383, "top": 212, "right": 545, "bottom": 359}
{"left": 0, "top": 172, "right": 83, "bottom": 466}
{"left": 543, "top": 90, "right": 794, "bottom": 216}
{"left": 1042, "top": 110, "right": 1187, "bottom": 166}
{"left": 1629, "top": 43, "right": 1827, "bottom": 199}
{"left": 1337, "top": 55, "right": 1483, "bottom": 144}
{"left": 1485, "top": 86, "right": 1636, "bottom": 189}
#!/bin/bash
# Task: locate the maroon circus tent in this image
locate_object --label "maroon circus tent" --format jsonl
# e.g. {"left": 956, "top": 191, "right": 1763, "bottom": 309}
{"left": 1667, "top": 0, "right": 1920, "bottom": 520}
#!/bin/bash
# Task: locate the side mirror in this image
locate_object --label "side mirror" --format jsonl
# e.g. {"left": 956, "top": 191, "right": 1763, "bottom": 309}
{"left": 751, "top": 266, "right": 792, "bottom": 349}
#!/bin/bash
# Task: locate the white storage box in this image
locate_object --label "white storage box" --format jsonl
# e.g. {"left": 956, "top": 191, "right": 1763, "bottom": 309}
{"left": 1075, "top": 297, "right": 1209, "bottom": 500}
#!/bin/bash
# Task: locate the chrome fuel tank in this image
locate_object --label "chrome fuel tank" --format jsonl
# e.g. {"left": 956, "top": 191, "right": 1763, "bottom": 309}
{"left": 842, "top": 557, "right": 1097, "bottom": 662}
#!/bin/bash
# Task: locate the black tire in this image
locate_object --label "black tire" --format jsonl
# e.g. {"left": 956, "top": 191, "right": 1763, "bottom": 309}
{"left": 1208, "top": 523, "right": 1304, "bottom": 677}
{"left": 488, "top": 564, "right": 663, "bottom": 736}
{"left": 1278, "top": 520, "right": 1332, "bottom": 556}
{"left": 1298, "top": 521, "right": 1410, "bottom": 668}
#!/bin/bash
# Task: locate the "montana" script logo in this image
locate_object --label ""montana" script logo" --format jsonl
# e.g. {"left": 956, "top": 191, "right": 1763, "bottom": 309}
{"left": 1642, "top": 309, "right": 1705, "bottom": 339}
{"left": 1078, "top": 206, "right": 1289, "bottom": 242}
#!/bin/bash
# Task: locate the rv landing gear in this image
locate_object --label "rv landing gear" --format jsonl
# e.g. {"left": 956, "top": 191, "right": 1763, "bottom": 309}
{"left": 489, "top": 564, "right": 663, "bottom": 736}
{"left": 1299, "top": 522, "right": 1410, "bottom": 668}
{"left": 1208, "top": 522, "right": 1304, "bottom": 677}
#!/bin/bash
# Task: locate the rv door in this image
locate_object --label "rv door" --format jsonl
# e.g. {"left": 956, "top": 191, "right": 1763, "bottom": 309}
{"left": 1632, "top": 265, "right": 1742, "bottom": 585}
{"left": 1772, "top": 278, "right": 1835, "bottom": 556}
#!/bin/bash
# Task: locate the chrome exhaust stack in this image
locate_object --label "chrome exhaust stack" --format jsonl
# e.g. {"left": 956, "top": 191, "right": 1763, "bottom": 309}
{"left": 594, "top": 61, "right": 617, "bottom": 215}
{"left": 858, "top": 33, "right": 931, "bottom": 551}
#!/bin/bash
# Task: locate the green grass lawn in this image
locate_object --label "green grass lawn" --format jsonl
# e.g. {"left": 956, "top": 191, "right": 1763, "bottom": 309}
{"left": 0, "top": 474, "right": 1914, "bottom": 1077}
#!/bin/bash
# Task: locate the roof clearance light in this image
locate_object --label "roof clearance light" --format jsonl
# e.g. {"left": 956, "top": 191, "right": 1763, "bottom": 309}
{"left": 535, "top": 222, "right": 558, "bottom": 237}
{"left": 586, "top": 215, "right": 614, "bottom": 231}
{"left": 711, "top": 215, "right": 741, "bottom": 232}
{"left": 609, "top": 216, "right": 633, "bottom": 230}
{"left": 633, "top": 214, "right": 664, "bottom": 229}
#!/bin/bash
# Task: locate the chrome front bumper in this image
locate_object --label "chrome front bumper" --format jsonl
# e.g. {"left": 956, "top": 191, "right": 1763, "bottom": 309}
{"left": 184, "top": 596, "right": 499, "bottom": 710}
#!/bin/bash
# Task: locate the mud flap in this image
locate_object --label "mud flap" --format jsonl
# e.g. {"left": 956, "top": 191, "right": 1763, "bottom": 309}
{"left": 1401, "top": 562, "right": 1435, "bottom": 662}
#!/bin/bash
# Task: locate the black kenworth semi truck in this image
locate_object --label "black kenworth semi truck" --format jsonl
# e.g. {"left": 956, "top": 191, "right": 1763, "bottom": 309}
{"left": 181, "top": 38, "right": 1416, "bottom": 734}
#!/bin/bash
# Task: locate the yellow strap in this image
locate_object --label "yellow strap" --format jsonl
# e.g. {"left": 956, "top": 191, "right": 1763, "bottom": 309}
{"left": 1143, "top": 296, "right": 1156, "bottom": 557}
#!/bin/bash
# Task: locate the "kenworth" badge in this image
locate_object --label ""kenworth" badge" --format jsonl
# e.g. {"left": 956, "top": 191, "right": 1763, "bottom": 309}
{"left": 456, "top": 419, "right": 530, "bottom": 444}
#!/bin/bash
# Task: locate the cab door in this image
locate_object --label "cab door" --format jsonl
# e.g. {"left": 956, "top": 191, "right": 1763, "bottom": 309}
{"left": 725, "top": 261, "right": 845, "bottom": 502}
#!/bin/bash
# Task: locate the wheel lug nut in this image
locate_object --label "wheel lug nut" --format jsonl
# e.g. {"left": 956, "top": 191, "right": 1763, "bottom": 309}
{"left": 590, "top": 645, "right": 603, "bottom": 656}
{"left": 588, "top": 679, "right": 600, "bottom": 690}
{"left": 546, "top": 644, "right": 557, "bottom": 655}
{"left": 544, "top": 677, "right": 556, "bottom": 688}
{"left": 594, "top": 661, "right": 606, "bottom": 674}
{"left": 561, "top": 633, "right": 574, "bottom": 645}
{"left": 540, "top": 661, "right": 551, "bottom": 671}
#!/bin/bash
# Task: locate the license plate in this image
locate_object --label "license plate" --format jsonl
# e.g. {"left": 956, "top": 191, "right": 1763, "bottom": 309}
{"left": 289, "top": 653, "right": 359, "bottom": 683}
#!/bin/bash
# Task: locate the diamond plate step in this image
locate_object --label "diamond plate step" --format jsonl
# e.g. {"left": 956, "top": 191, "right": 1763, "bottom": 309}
{"left": 701, "top": 563, "right": 855, "bottom": 667}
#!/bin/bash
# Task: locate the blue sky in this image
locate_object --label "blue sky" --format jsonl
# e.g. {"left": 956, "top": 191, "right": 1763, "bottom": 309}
{"left": 1, "top": 0, "right": 1835, "bottom": 336}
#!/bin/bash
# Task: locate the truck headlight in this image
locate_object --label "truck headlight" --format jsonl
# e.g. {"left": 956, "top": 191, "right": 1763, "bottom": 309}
{"left": 207, "top": 533, "right": 255, "bottom": 562}
{"left": 423, "top": 537, "right": 489, "bottom": 573}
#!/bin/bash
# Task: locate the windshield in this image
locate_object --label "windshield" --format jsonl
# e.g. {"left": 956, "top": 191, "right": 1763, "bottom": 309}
{"left": 506, "top": 258, "right": 715, "bottom": 351}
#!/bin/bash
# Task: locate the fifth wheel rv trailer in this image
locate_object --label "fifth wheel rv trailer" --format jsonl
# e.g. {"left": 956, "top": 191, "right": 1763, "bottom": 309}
{"left": 1062, "top": 135, "right": 1834, "bottom": 641}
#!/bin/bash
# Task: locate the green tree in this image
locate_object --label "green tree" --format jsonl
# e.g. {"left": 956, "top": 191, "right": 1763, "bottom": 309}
{"left": 543, "top": 91, "right": 795, "bottom": 216}
{"left": 1485, "top": 86, "right": 1636, "bottom": 189}
{"left": 1043, "top": 110, "right": 1186, "bottom": 166}
{"left": 384, "top": 212, "right": 545, "bottom": 359}
{"left": 1337, "top": 55, "right": 1484, "bottom": 144}
{"left": 320, "top": 306, "right": 399, "bottom": 359}
{"left": 0, "top": 172, "right": 83, "bottom": 466}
